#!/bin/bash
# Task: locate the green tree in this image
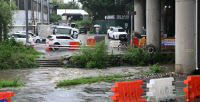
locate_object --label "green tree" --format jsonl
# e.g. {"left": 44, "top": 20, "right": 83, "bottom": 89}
{"left": 79, "top": 0, "right": 133, "bottom": 20}
{"left": 0, "top": 0, "right": 17, "bottom": 42}
{"left": 52, "top": 0, "right": 80, "bottom": 9}
{"left": 50, "top": 13, "right": 62, "bottom": 23}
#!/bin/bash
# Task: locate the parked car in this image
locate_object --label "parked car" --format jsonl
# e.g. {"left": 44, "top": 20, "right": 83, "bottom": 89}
{"left": 79, "top": 27, "right": 87, "bottom": 34}
{"left": 56, "top": 26, "right": 79, "bottom": 39}
{"left": 107, "top": 26, "right": 128, "bottom": 40}
{"left": 11, "top": 33, "right": 34, "bottom": 45}
{"left": 16, "top": 31, "right": 42, "bottom": 43}
{"left": 46, "top": 34, "right": 82, "bottom": 50}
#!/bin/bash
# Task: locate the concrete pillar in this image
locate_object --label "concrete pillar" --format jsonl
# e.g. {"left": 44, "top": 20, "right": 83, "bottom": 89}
{"left": 146, "top": 0, "right": 161, "bottom": 49}
{"left": 134, "top": 0, "right": 145, "bottom": 35}
{"left": 161, "top": 0, "right": 167, "bottom": 35}
{"left": 175, "top": 0, "right": 196, "bottom": 74}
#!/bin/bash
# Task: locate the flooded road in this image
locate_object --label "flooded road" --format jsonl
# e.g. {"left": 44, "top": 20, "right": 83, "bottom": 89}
{"left": 0, "top": 66, "right": 149, "bottom": 102}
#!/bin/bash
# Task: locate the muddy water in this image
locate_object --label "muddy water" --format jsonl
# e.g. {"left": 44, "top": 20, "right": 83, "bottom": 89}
{"left": 0, "top": 66, "right": 148, "bottom": 102}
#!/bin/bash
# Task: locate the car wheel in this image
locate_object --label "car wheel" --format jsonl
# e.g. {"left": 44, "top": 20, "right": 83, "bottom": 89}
{"left": 52, "top": 43, "right": 60, "bottom": 50}
{"left": 113, "top": 35, "right": 115, "bottom": 40}
{"left": 36, "top": 39, "right": 40, "bottom": 43}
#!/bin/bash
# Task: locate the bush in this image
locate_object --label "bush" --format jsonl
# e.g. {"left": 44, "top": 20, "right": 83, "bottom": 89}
{"left": 122, "top": 47, "right": 175, "bottom": 66}
{"left": 71, "top": 41, "right": 108, "bottom": 69}
{"left": 149, "top": 63, "right": 165, "bottom": 73}
{"left": 0, "top": 38, "right": 40, "bottom": 69}
{"left": 122, "top": 47, "right": 150, "bottom": 66}
{"left": 71, "top": 20, "right": 92, "bottom": 28}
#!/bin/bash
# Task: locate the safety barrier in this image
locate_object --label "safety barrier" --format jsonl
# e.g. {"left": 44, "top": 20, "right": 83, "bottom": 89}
{"left": 87, "top": 38, "right": 95, "bottom": 46}
{"left": 68, "top": 41, "right": 81, "bottom": 50}
{"left": 139, "top": 38, "right": 146, "bottom": 47}
{"left": 146, "top": 77, "right": 175, "bottom": 102}
{"left": 183, "top": 75, "right": 200, "bottom": 99}
{"left": 110, "top": 80, "right": 146, "bottom": 102}
{"left": 0, "top": 91, "right": 14, "bottom": 102}
{"left": 130, "top": 37, "right": 139, "bottom": 47}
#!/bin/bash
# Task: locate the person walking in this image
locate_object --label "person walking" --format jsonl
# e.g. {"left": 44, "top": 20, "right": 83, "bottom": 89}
{"left": 96, "top": 27, "right": 99, "bottom": 36}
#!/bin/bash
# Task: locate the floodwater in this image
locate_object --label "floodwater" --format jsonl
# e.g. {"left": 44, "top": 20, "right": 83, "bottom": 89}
{"left": 0, "top": 66, "right": 149, "bottom": 102}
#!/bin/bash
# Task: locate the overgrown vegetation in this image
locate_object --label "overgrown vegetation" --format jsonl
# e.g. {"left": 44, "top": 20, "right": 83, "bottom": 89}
{"left": 52, "top": 0, "right": 80, "bottom": 9}
{"left": 122, "top": 47, "right": 175, "bottom": 66}
{"left": 57, "top": 74, "right": 132, "bottom": 87}
{"left": 50, "top": 13, "right": 62, "bottom": 23}
{"left": 0, "top": 38, "right": 40, "bottom": 69}
{"left": 0, "top": 0, "right": 17, "bottom": 41}
{"left": 72, "top": 20, "right": 92, "bottom": 28}
{"left": 137, "top": 63, "right": 166, "bottom": 74}
{"left": 0, "top": 76, "right": 25, "bottom": 88}
{"left": 71, "top": 41, "right": 109, "bottom": 69}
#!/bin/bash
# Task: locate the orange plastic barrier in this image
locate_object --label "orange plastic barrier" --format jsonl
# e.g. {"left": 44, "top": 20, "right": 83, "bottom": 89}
{"left": 87, "top": 38, "right": 95, "bottom": 46}
{"left": 110, "top": 80, "right": 146, "bottom": 102}
{"left": 0, "top": 91, "right": 14, "bottom": 102}
{"left": 139, "top": 38, "right": 146, "bottom": 47}
{"left": 183, "top": 75, "right": 200, "bottom": 99}
{"left": 68, "top": 41, "right": 80, "bottom": 50}
{"left": 130, "top": 37, "right": 138, "bottom": 47}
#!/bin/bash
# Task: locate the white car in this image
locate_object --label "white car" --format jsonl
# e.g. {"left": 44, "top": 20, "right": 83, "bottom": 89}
{"left": 56, "top": 26, "right": 79, "bottom": 39}
{"left": 11, "top": 33, "right": 34, "bottom": 45}
{"left": 16, "top": 31, "right": 42, "bottom": 43}
{"left": 107, "top": 27, "right": 127, "bottom": 40}
{"left": 46, "top": 34, "right": 82, "bottom": 50}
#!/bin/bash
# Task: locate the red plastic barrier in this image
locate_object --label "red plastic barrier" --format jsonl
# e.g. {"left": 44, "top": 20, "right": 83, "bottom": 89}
{"left": 110, "top": 80, "right": 146, "bottom": 102}
{"left": 0, "top": 91, "right": 14, "bottom": 102}
{"left": 68, "top": 41, "right": 80, "bottom": 50}
{"left": 87, "top": 38, "right": 95, "bottom": 46}
{"left": 130, "top": 37, "right": 138, "bottom": 47}
{"left": 183, "top": 75, "right": 200, "bottom": 99}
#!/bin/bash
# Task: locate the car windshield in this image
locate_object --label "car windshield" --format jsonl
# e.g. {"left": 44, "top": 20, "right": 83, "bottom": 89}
{"left": 114, "top": 29, "right": 124, "bottom": 32}
{"left": 57, "top": 28, "right": 71, "bottom": 34}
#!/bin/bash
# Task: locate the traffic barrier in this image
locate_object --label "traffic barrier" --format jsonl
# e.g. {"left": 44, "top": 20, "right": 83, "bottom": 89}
{"left": 0, "top": 91, "right": 14, "bottom": 102}
{"left": 130, "top": 37, "right": 138, "bottom": 47}
{"left": 110, "top": 40, "right": 120, "bottom": 48}
{"left": 183, "top": 75, "right": 200, "bottom": 99}
{"left": 110, "top": 80, "right": 146, "bottom": 102}
{"left": 68, "top": 41, "right": 80, "bottom": 50}
{"left": 139, "top": 38, "right": 146, "bottom": 47}
{"left": 46, "top": 41, "right": 49, "bottom": 51}
{"left": 87, "top": 38, "right": 95, "bottom": 46}
{"left": 146, "top": 77, "right": 175, "bottom": 102}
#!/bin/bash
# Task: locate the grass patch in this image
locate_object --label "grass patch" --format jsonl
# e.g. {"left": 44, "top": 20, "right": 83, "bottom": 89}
{"left": 136, "top": 63, "right": 166, "bottom": 74}
{"left": 0, "top": 38, "right": 41, "bottom": 69}
{"left": 0, "top": 76, "right": 25, "bottom": 88}
{"left": 56, "top": 74, "right": 132, "bottom": 87}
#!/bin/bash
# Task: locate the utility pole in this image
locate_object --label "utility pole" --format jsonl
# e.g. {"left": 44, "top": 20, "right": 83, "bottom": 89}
{"left": 41, "top": 0, "right": 44, "bottom": 24}
{"left": 129, "top": 11, "right": 136, "bottom": 46}
{"left": 47, "top": 0, "right": 50, "bottom": 24}
{"left": 25, "top": 0, "right": 29, "bottom": 44}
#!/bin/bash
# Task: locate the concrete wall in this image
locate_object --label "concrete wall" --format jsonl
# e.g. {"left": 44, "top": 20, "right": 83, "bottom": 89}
{"left": 10, "top": 10, "right": 48, "bottom": 34}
